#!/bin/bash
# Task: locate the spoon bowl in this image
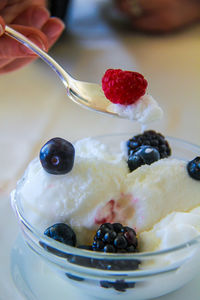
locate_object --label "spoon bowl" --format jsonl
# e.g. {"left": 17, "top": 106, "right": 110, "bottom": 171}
{"left": 5, "top": 26, "right": 119, "bottom": 118}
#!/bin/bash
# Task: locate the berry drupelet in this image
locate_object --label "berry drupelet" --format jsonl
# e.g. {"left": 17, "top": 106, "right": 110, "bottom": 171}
{"left": 127, "top": 130, "right": 171, "bottom": 159}
{"left": 92, "top": 223, "right": 138, "bottom": 253}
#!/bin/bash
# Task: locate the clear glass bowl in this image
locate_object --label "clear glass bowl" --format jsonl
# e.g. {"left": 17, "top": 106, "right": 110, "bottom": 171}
{"left": 11, "top": 133, "right": 200, "bottom": 300}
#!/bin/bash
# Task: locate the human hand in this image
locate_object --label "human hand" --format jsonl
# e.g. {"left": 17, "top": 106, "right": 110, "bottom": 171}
{"left": 116, "top": 0, "right": 200, "bottom": 33}
{"left": 0, "top": 0, "right": 65, "bottom": 74}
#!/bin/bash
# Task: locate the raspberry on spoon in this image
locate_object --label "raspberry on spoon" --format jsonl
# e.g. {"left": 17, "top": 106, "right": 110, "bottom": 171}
{"left": 102, "top": 69, "right": 148, "bottom": 105}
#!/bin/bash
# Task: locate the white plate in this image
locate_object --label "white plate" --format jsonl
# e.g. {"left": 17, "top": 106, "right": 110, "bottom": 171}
{"left": 1, "top": 193, "right": 200, "bottom": 300}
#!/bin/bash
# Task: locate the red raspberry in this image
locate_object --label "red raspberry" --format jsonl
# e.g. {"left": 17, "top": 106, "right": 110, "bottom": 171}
{"left": 102, "top": 69, "right": 148, "bottom": 105}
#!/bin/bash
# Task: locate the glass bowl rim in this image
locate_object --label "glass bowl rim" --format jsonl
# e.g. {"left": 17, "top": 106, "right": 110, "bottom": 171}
{"left": 11, "top": 134, "right": 200, "bottom": 260}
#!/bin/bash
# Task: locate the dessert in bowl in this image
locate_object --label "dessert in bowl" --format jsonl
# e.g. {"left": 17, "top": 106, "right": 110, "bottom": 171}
{"left": 11, "top": 131, "right": 200, "bottom": 300}
{"left": 11, "top": 69, "right": 200, "bottom": 299}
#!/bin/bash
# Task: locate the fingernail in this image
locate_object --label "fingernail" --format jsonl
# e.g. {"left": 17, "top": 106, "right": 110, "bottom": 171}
{"left": 43, "top": 19, "right": 65, "bottom": 39}
{"left": 31, "top": 6, "right": 49, "bottom": 28}
{"left": 20, "top": 35, "right": 47, "bottom": 55}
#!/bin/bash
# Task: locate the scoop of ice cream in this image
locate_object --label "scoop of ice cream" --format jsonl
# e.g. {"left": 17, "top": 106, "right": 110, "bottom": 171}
{"left": 75, "top": 137, "right": 117, "bottom": 160}
{"left": 123, "top": 158, "right": 200, "bottom": 233}
{"left": 138, "top": 208, "right": 200, "bottom": 267}
{"left": 139, "top": 208, "right": 200, "bottom": 253}
{"left": 16, "top": 138, "right": 128, "bottom": 244}
{"left": 108, "top": 94, "right": 163, "bottom": 124}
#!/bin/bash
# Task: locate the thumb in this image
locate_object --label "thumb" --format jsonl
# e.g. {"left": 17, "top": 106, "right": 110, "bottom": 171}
{"left": 0, "top": 16, "right": 5, "bottom": 36}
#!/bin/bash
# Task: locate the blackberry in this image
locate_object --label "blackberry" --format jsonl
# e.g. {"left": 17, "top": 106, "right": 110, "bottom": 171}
{"left": 92, "top": 223, "right": 138, "bottom": 253}
{"left": 67, "top": 234, "right": 140, "bottom": 292}
{"left": 93, "top": 223, "right": 140, "bottom": 292}
{"left": 127, "top": 130, "right": 171, "bottom": 159}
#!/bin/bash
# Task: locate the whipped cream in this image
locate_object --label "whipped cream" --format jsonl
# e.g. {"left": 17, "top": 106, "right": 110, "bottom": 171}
{"left": 108, "top": 94, "right": 163, "bottom": 124}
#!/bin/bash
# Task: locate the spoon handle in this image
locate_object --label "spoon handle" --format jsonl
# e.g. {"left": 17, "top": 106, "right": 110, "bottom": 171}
{"left": 5, "top": 26, "right": 70, "bottom": 89}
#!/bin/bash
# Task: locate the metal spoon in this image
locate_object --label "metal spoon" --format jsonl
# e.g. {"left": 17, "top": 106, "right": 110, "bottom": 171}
{"left": 5, "top": 25, "right": 119, "bottom": 118}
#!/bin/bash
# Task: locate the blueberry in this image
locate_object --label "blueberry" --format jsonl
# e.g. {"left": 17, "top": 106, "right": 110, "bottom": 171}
{"left": 128, "top": 146, "right": 160, "bottom": 172}
{"left": 187, "top": 157, "right": 200, "bottom": 180}
{"left": 136, "top": 146, "right": 160, "bottom": 165}
{"left": 44, "top": 223, "right": 76, "bottom": 247}
{"left": 128, "top": 154, "right": 144, "bottom": 172}
{"left": 40, "top": 137, "right": 75, "bottom": 175}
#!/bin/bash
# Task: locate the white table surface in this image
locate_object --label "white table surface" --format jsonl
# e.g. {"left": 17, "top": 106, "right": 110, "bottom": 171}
{"left": 0, "top": 0, "right": 200, "bottom": 299}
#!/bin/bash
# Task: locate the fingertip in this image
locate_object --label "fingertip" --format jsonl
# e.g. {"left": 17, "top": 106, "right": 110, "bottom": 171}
{"left": 50, "top": 17, "right": 66, "bottom": 30}
{"left": 42, "top": 17, "right": 65, "bottom": 42}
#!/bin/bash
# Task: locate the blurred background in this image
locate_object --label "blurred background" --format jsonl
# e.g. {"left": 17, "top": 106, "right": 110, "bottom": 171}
{"left": 0, "top": 0, "right": 200, "bottom": 190}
